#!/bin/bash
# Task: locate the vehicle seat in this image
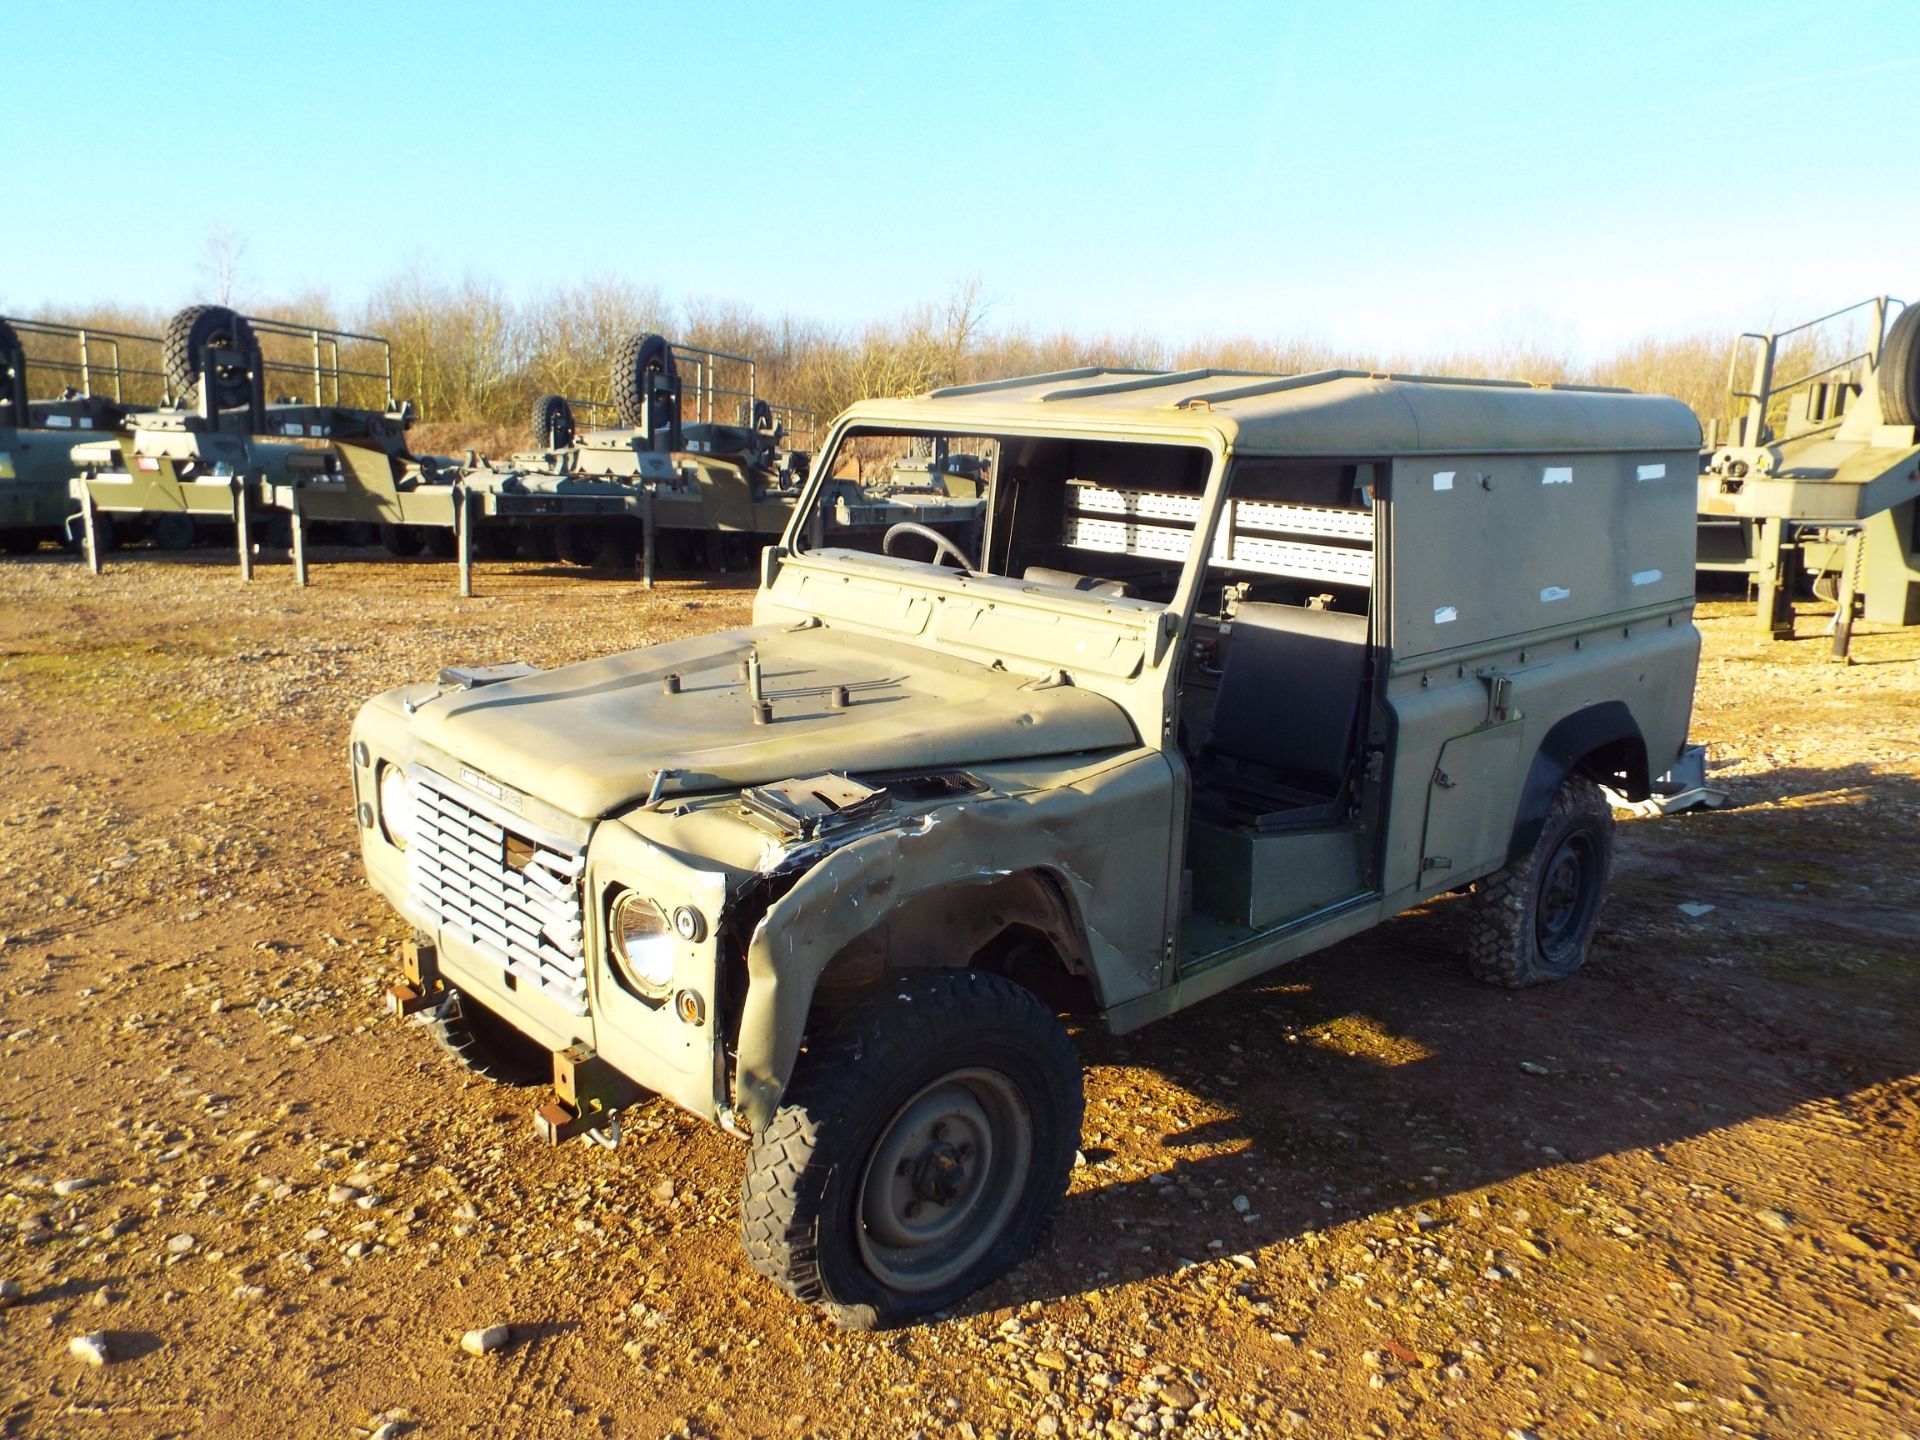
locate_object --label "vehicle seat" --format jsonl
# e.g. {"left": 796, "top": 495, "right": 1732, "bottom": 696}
{"left": 1200, "top": 602, "right": 1369, "bottom": 829}
{"left": 1023, "top": 566, "right": 1136, "bottom": 599}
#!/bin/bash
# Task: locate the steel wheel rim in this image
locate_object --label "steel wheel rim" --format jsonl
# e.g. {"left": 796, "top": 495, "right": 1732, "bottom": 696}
{"left": 855, "top": 1067, "right": 1032, "bottom": 1294}
{"left": 1536, "top": 831, "right": 1598, "bottom": 960}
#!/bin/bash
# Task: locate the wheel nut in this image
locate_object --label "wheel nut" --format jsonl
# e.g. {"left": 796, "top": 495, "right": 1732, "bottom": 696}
{"left": 896, "top": 1160, "right": 911, "bottom": 1177}
{"left": 905, "top": 1201, "right": 921, "bottom": 1218}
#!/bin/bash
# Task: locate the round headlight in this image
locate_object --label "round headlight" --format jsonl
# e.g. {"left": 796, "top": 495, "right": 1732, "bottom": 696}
{"left": 377, "top": 763, "right": 417, "bottom": 852}
{"left": 610, "top": 891, "right": 675, "bottom": 995}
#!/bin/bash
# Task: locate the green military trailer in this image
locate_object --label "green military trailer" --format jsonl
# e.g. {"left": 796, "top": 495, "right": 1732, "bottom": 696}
{"left": 352, "top": 365, "right": 1703, "bottom": 1325}
{"left": 1697, "top": 294, "right": 1920, "bottom": 652}
{"left": 504, "top": 333, "right": 982, "bottom": 572}
{"left": 68, "top": 304, "right": 666, "bottom": 592}
{"left": 0, "top": 316, "right": 165, "bottom": 553}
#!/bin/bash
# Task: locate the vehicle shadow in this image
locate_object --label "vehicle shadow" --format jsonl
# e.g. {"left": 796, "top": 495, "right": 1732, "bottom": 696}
{"left": 972, "top": 762, "right": 1920, "bottom": 1315}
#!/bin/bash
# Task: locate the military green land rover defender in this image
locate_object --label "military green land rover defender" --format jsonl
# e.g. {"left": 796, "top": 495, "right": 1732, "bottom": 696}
{"left": 351, "top": 366, "right": 1703, "bottom": 1325}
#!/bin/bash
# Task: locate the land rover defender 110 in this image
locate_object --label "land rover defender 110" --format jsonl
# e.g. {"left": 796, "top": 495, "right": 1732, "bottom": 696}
{"left": 351, "top": 365, "right": 1702, "bottom": 1325}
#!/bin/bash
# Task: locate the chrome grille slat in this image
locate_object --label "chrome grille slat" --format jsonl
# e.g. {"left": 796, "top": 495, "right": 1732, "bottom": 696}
{"left": 405, "top": 772, "right": 588, "bottom": 1017}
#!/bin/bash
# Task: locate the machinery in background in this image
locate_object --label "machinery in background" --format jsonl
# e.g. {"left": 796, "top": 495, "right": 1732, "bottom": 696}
{"left": 1697, "top": 295, "right": 1920, "bottom": 657}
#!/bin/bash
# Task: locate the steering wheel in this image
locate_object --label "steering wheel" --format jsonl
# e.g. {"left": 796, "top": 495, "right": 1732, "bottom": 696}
{"left": 881, "top": 521, "right": 978, "bottom": 573}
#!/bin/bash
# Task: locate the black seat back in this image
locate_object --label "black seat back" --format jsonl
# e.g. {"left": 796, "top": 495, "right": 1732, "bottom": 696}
{"left": 1206, "top": 603, "right": 1369, "bottom": 794}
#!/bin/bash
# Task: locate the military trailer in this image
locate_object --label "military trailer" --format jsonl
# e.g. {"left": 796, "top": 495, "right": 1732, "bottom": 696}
{"left": 0, "top": 315, "right": 165, "bottom": 552}
{"left": 352, "top": 366, "right": 1702, "bottom": 1325}
{"left": 68, "top": 305, "right": 670, "bottom": 592}
{"left": 1697, "top": 294, "right": 1920, "bottom": 653}
{"left": 502, "top": 333, "right": 980, "bottom": 572}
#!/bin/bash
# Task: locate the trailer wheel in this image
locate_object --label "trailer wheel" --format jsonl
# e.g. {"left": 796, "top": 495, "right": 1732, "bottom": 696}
{"left": 740, "top": 970, "right": 1082, "bottom": 1329}
{"left": 555, "top": 520, "right": 598, "bottom": 566}
{"left": 151, "top": 513, "right": 196, "bottom": 551}
{"left": 422, "top": 989, "right": 550, "bottom": 1086}
{"left": 163, "top": 304, "right": 260, "bottom": 410}
{"left": 1879, "top": 304, "right": 1920, "bottom": 428}
{"left": 1464, "top": 776, "right": 1613, "bottom": 987}
{"left": 610, "top": 332, "right": 677, "bottom": 428}
{"left": 590, "top": 521, "right": 640, "bottom": 572}
{"left": 530, "top": 393, "right": 576, "bottom": 449}
{"left": 380, "top": 523, "right": 425, "bottom": 557}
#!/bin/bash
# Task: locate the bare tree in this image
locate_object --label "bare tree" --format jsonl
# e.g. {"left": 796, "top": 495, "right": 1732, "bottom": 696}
{"left": 197, "top": 225, "right": 250, "bottom": 307}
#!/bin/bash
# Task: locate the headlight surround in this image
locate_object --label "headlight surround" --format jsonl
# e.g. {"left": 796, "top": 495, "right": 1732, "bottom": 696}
{"left": 377, "top": 763, "right": 417, "bottom": 852}
{"left": 609, "top": 889, "right": 675, "bottom": 996}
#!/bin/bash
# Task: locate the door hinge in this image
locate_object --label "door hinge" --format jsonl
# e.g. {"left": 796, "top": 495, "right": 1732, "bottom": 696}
{"left": 1433, "top": 767, "right": 1455, "bottom": 789}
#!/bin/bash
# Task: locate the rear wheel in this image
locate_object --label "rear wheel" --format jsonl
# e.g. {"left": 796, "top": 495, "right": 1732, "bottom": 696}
{"left": 739, "top": 970, "right": 1082, "bottom": 1329}
{"left": 1464, "top": 776, "right": 1613, "bottom": 986}
{"left": 421, "top": 989, "right": 550, "bottom": 1086}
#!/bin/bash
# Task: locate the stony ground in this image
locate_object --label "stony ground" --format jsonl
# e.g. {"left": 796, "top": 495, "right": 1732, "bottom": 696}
{"left": 0, "top": 547, "right": 1916, "bottom": 1440}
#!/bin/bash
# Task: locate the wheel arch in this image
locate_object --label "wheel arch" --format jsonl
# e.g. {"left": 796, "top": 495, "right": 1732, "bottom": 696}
{"left": 1508, "top": 701, "right": 1647, "bottom": 861}
{"left": 733, "top": 854, "right": 1100, "bottom": 1134}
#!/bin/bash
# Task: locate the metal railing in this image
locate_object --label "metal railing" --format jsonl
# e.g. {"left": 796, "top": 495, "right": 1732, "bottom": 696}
{"left": 1726, "top": 295, "right": 1907, "bottom": 446}
{"left": 246, "top": 315, "right": 396, "bottom": 411}
{"left": 4, "top": 316, "right": 167, "bottom": 403}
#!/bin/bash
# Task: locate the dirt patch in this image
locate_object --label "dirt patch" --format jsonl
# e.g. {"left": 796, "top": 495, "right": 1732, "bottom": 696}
{"left": 1, "top": 549, "right": 1916, "bottom": 1439}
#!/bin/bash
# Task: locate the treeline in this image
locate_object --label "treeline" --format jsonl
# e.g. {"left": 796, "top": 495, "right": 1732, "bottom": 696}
{"left": 25, "top": 273, "right": 1774, "bottom": 451}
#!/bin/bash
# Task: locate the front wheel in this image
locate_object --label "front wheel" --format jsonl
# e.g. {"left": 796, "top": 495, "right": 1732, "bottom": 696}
{"left": 1464, "top": 775, "right": 1613, "bottom": 986}
{"left": 739, "top": 970, "right": 1082, "bottom": 1329}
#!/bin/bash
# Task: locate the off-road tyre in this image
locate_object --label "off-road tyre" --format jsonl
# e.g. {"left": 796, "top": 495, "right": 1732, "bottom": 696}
{"left": 381, "top": 523, "right": 425, "bottom": 557}
{"left": 555, "top": 520, "right": 598, "bottom": 566}
{"left": 530, "top": 393, "right": 575, "bottom": 450}
{"left": 163, "top": 304, "right": 259, "bottom": 410}
{"left": 1879, "top": 304, "right": 1920, "bottom": 428}
{"left": 421, "top": 989, "right": 550, "bottom": 1086}
{"left": 610, "top": 332, "right": 676, "bottom": 428}
{"left": 1464, "top": 776, "right": 1613, "bottom": 987}
{"left": 2, "top": 529, "right": 41, "bottom": 555}
{"left": 423, "top": 527, "right": 458, "bottom": 559}
{"left": 739, "top": 969, "right": 1083, "bottom": 1330}
{"left": 520, "top": 525, "right": 559, "bottom": 562}
{"left": 151, "top": 512, "right": 196, "bottom": 551}
{"left": 475, "top": 525, "right": 518, "bottom": 560}
{"left": 590, "top": 521, "right": 640, "bottom": 572}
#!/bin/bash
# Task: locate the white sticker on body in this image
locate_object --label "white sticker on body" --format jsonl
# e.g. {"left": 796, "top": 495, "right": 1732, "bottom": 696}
{"left": 48, "top": 415, "right": 72, "bottom": 428}
{"left": 1433, "top": 606, "right": 1458, "bottom": 624}
{"left": 1636, "top": 463, "right": 1666, "bottom": 481}
{"left": 1542, "top": 466, "right": 1572, "bottom": 485}
{"left": 1540, "top": 585, "right": 1571, "bottom": 602}
{"left": 1632, "top": 569, "right": 1662, "bottom": 586}
{"left": 1433, "top": 470, "right": 1454, "bottom": 491}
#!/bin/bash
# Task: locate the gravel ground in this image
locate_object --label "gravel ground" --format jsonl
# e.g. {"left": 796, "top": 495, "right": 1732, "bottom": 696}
{"left": 0, "top": 547, "right": 1916, "bottom": 1440}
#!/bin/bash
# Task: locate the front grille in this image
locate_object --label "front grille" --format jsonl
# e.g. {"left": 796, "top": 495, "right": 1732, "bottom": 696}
{"left": 405, "top": 770, "right": 588, "bottom": 1015}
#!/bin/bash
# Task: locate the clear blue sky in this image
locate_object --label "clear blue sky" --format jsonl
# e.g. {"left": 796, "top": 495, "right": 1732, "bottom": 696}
{"left": 7, "top": 0, "right": 1917, "bottom": 358}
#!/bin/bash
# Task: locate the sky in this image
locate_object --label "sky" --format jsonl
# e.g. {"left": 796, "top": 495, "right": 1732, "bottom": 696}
{"left": 6, "top": 0, "right": 1918, "bottom": 361}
